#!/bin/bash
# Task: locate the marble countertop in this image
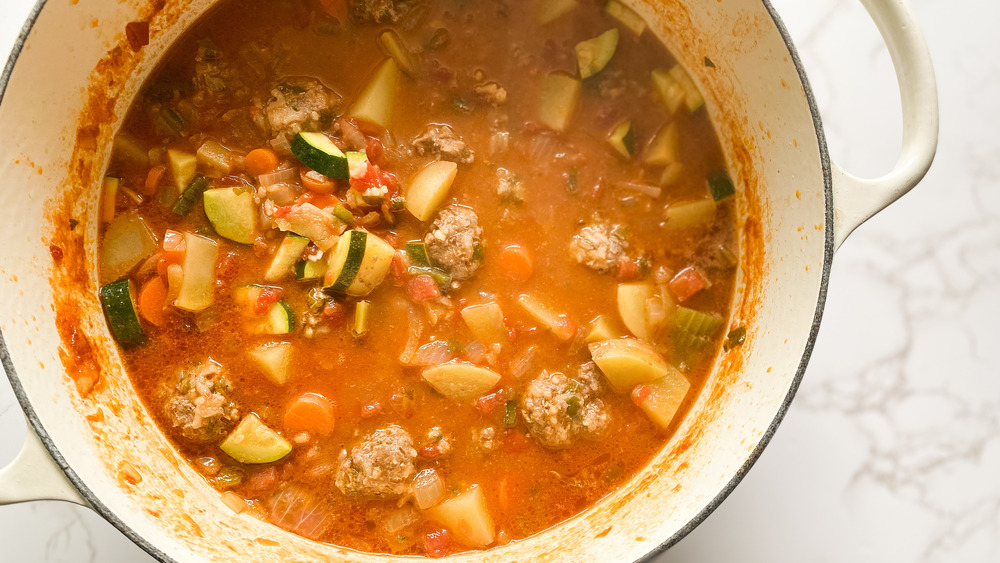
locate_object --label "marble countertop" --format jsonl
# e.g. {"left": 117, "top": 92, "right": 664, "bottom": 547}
{"left": 2, "top": 0, "right": 997, "bottom": 561}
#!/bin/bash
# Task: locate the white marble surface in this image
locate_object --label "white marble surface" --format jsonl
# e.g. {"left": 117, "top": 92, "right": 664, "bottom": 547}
{"left": 1, "top": 0, "right": 997, "bottom": 561}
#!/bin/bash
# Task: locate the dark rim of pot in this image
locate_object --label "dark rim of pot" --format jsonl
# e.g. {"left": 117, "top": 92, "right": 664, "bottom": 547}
{"left": 0, "top": 1, "right": 833, "bottom": 562}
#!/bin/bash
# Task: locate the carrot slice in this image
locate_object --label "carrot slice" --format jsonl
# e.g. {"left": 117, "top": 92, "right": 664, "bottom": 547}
{"left": 161, "top": 229, "right": 186, "bottom": 264}
{"left": 300, "top": 168, "right": 336, "bottom": 194}
{"left": 283, "top": 393, "right": 337, "bottom": 437}
{"left": 144, "top": 165, "right": 166, "bottom": 196}
{"left": 137, "top": 277, "right": 169, "bottom": 326}
{"left": 244, "top": 148, "right": 280, "bottom": 177}
{"left": 498, "top": 244, "right": 533, "bottom": 282}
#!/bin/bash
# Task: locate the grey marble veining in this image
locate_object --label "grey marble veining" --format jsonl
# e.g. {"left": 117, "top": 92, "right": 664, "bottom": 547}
{"left": 2, "top": 0, "right": 998, "bottom": 561}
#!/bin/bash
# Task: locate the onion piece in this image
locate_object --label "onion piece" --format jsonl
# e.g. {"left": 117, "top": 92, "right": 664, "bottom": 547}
{"left": 412, "top": 468, "right": 446, "bottom": 510}
{"left": 509, "top": 345, "right": 536, "bottom": 379}
{"left": 257, "top": 166, "right": 299, "bottom": 187}
{"left": 385, "top": 505, "right": 420, "bottom": 534}
{"left": 339, "top": 117, "right": 367, "bottom": 151}
{"left": 267, "top": 485, "right": 331, "bottom": 540}
{"left": 463, "top": 340, "right": 486, "bottom": 364}
{"left": 399, "top": 307, "right": 424, "bottom": 365}
{"left": 412, "top": 340, "right": 455, "bottom": 367}
{"left": 617, "top": 181, "right": 663, "bottom": 198}
{"left": 220, "top": 491, "right": 247, "bottom": 514}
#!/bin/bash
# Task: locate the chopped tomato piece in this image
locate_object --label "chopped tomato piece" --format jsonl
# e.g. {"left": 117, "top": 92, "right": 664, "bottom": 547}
{"left": 669, "top": 266, "right": 708, "bottom": 302}
{"left": 407, "top": 275, "right": 441, "bottom": 303}
{"left": 631, "top": 384, "right": 652, "bottom": 406}
{"left": 272, "top": 205, "right": 293, "bottom": 218}
{"left": 418, "top": 445, "right": 443, "bottom": 459}
{"left": 253, "top": 287, "right": 283, "bottom": 316}
{"left": 161, "top": 229, "right": 186, "bottom": 264}
{"left": 351, "top": 162, "right": 400, "bottom": 197}
{"left": 616, "top": 258, "right": 639, "bottom": 281}
{"left": 322, "top": 301, "right": 343, "bottom": 319}
{"left": 360, "top": 401, "right": 383, "bottom": 419}
{"left": 475, "top": 388, "right": 508, "bottom": 415}
{"left": 390, "top": 252, "right": 409, "bottom": 287}
{"left": 422, "top": 528, "right": 452, "bottom": 558}
{"left": 244, "top": 466, "right": 279, "bottom": 497}
{"left": 365, "top": 137, "right": 385, "bottom": 165}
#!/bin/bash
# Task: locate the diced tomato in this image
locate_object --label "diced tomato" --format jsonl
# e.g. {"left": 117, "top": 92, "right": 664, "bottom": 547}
{"left": 360, "top": 401, "right": 383, "bottom": 419}
{"left": 669, "top": 266, "right": 708, "bottom": 302}
{"left": 144, "top": 166, "right": 166, "bottom": 196}
{"left": 322, "top": 301, "right": 343, "bottom": 320}
{"left": 161, "top": 229, "right": 186, "bottom": 264}
{"left": 422, "top": 528, "right": 452, "bottom": 558}
{"left": 253, "top": 287, "right": 283, "bottom": 316}
{"left": 501, "top": 430, "right": 529, "bottom": 453}
{"left": 216, "top": 250, "right": 237, "bottom": 279}
{"left": 407, "top": 275, "right": 441, "bottom": 303}
{"left": 390, "top": 252, "right": 409, "bottom": 287}
{"left": 243, "top": 466, "right": 278, "bottom": 497}
{"left": 351, "top": 162, "right": 400, "bottom": 198}
{"left": 616, "top": 258, "right": 640, "bottom": 281}
{"left": 272, "top": 205, "right": 293, "bottom": 218}
{"left": 383, "top": 232, "right": 400, "bottom": 248}
{"left": 631, "top": 384, "right": 652, "bottom": 406}
{"left": 475, "top": 388, "right": 507, "bottom": 415}
{"left": 365, "top": 136, "right": 385, "bottom": 165}
{"left": 418, "top": 445, "right": 443, "bottom": 459}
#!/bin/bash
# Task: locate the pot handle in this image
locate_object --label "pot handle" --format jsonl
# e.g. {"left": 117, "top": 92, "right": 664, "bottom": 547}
{"left": 0, "top": 421, "right": 88, "bottom": 506}
{"left": 832, "top": 0, "right": 938, "bottom": 250}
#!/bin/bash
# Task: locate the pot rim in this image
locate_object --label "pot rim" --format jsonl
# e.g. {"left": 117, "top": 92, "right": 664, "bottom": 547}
{"left": 0, "top": 1, "right": 835, "bottom": 561}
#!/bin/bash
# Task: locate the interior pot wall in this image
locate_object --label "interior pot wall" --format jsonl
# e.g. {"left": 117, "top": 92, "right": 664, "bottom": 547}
{"left": 0, "top": 0, "right": 830, "bottom": 561}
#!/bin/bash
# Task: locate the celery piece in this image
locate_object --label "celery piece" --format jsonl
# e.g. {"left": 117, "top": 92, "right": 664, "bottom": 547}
{"left": 671, "top": 306, "right": 724, "bottom": 371}
{"left": 353, "top": 300, "right": 371, "bottom": 337}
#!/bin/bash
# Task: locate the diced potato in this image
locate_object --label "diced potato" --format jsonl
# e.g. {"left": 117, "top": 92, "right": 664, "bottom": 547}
{"left": 585, "top": 315, "right": 622, "bottom": 343}
{"left": 426, "top": 486, "right": 495, "bottom": 548}
{"left": 421, "top": 363, "right": 501, "bottom": 401}
{"left": 538, "top": 0, "right": 578, "bottom": 24}
{"left": 589, "top": 338, "right": 670, "bottom": 393}
{"left": 617, "top": 283, "right": 654, "bottom": 341}
{"left": 248, "top": 342, "right": 293, "bottom": 385}
{"left": 100, "top": 177, "right": 119, "bottom": 223}
{"left": 99, "top": 212, "right": 157, "bottom": 284}
{"left": 516, "top": 294, "right": 577, "bottom": 342}
{"left": 461, "top": 303, "right": 507, "bottom": 346}
{"left": 664, "top": 199, "right": 716, "bottom": 231}
{"left": 405, "top": 160, "right": 458, "bottom": 222}
{"left": 538, "top": 72, "right": 581, "bottom": 132}
{"left": 670, "top": 64, "right": 705, "bottom": 112}
{"left": 349, "top": 58, "right": 401, "bottom": 130}
{"left": 203, "top": 188, "right": 258, "bottom": 244}
{"left": 112, "top": 134, "right": 149, "bottom": 166}
{"left": 644, "top": 122, "right": 680, "bottom": 166}
{"left": 634, "top": 368, "right": 691, "bottom": 430}
{"left": 220, "top": 413, "right": 292, "bottom": 464}
{"left": 167, "top": 148, "right": 197, "bottom": 195}
{"left": 196, "top": 140, "right": 233, "bottom": 177}
{"left": 174, "top": 232, "right": 218, "bottom": 313}
{"left": 605, "top": 0, "right": 647, "bottom": 36}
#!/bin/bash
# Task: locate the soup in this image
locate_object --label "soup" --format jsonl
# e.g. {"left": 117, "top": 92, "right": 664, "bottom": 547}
{"left": 97, "top": 0, "right": 739, "bottom": 556}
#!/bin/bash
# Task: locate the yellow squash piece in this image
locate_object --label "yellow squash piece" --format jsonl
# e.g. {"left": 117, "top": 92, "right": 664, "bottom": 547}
{"left": 421, "top": 362, "right": 502, "bottom": 401}
{"left": 589, "top": 337, "right": 670, "bottom": 393}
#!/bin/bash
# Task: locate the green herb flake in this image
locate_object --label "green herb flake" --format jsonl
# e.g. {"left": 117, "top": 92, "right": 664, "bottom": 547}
{"left": 724, "top": 326, "right": 747, "bottom": 351}
{"left": 472, "top": 243, "right": 484, "bottom": 262}
{"left": 503, "top": 400, "right": 518, "bottom": 428}
{"left": 565, "top": 396, "right": 582, "bottom": 417}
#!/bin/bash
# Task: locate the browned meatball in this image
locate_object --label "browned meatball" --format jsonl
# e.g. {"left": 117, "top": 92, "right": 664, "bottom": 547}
{"left": 424, "top": 204, "right": 484, "bottom": 281}
{"left": 335, "top": 426, "right": 417, "bottom": 498}
{"left": 412, "top": 124, "right": 475, "bottom": 164}
{"left": 163, "top": 360, "right": 238, "bottom": 443}
{"left": 521, "top": 363, "right": 611, "bottom": 449}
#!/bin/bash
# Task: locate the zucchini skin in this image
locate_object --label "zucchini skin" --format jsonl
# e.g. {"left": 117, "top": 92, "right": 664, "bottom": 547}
{"left": 100, "top": 279, "right": 146, "bottom": 348}
{"left": 292, "top": 132, "right": 349, "bottom": 180}
{"left": 327, "top": 230, "right": 368, "bottom": 294}
{"left": 172, "top": 174, "right": 209, "bottom": 216}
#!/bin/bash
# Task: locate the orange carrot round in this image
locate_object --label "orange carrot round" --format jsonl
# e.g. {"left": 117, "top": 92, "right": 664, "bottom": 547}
{"left": 137, "top": 277, "right": 169, "bottom": 327}
{"left": 300, "top": 169, "right": 336, "bottom": 194}
{"left": 498, "top": 244, "right": 533, "bottom": 282}
{"left": 244, "top": 148, "right": 280, "bottom": 177}
{"left": 284, "top": 393, "right": 337, "bottom": 437}
{"left": 144, "top": 166, "right": 166, "bottom": 196}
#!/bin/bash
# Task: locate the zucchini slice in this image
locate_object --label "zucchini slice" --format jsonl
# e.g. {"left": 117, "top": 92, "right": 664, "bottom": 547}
{"left": 252, "top": 301, "right": 295, "bottom": 335}
{"left": 575, "top": 28, "right": 619, "bottom": 79}
{"left": 605, "top": 0, "right": 647, "bottom": 36}
{"left": 220, "top": 413, "right": 292, "bottom": 464}
{"left": 324, "top": 230, "right": 395, "bottom": 296}
{"left": 100, "top": 279, "right": 146, "bottom": 348}
{"left": 538, "top": 72, "right": 581, "bottom": 132}
{"left": 292, "top": 132, "right": 348, "bottom": 180}
{"left": 294, "top": 258, "right": 327, "bottom": 281}
{"left": 644, "top": 122, "right": 680, "bottom": 166}
{"left": 607, "top": 119, "right": 635, "bottom": 158}
{"left": 265, "top": 233, "right": 310, "bottom": 282}
{"left": 203, "top": 187, "right": 258, "bottom": 244}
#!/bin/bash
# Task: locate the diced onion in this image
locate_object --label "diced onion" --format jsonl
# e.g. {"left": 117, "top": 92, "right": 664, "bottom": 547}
{"left": 339, "top": 117, "right": 367, "bottom": 151}
{"left": 399, "top": 307, "right": 424, "bottom": 365}
{"left": 221, "top": 491, "right": 247, "bottom": 514}
{"left": 463, "top": 340, "right": 486, "bottom": 364}
{"left": 617, "top": 181, "right": 663, "bottom": 198}
{"left": 385, "top": 505, "right": 420, "bottom": 534}
{"left": 257, "top": 167, "right": 299, "bottom": 187}
{"left": 413, "top": 340, "right": 455, "bottom": 366}
{"left": 412, "top": 468, "right": 445, "bottom": 510}
{"left": 509, "top": 345, "right": 536, "bottom": 379}
{"left": 268, "top": 485, "right": 331, "bottom": 540}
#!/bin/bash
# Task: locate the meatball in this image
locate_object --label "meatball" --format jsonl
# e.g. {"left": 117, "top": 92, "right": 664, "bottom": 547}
{"left": 163, "top": 360, "right": 238, "bottom": 443}
{"left": 496, "top": 168, "right": 524, "bottom": 204}
{"left": 520, "top": 363, "right": 610, "bottom": 449}
{"left": 349, "top": 0, "right": 405, "bottom": 23}
{"left": 424, "top": 204, "right": 484, "bottom": 281}
{"left": 193, "top": 40, "right": 245, "bottom": 104}
{"left": 474, "top": 81, "right": 508, "bottom": 106}
{"left": 412, "top": 124, "right": 474, "bottom": 164}
{"left": 569, "top": 223, "right": 628, "bottom": 273}
{"left": 335, "top": 426, "right": 417, "bottom": 498}
{"left": 265, "top": 78, "right": 339, "bottom": 142}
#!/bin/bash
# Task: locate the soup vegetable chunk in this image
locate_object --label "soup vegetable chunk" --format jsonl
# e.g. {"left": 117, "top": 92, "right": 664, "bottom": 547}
{"left": 97, "top": 0, "right": 738, "bottom": 556}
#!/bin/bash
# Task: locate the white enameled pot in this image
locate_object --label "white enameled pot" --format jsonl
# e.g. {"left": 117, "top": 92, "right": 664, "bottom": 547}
{"left": 0, "top": 0, "right": 937, "bottom": 561}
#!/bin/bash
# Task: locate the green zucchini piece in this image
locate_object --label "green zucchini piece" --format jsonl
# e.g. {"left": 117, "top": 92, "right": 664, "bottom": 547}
{"left": 203, "top": 187, "right": 258, "bottom": 244}
{"left": 707, "top": 171, "right": 735, "bottom": 201}
{"left": 539, "top": 72, "right": 581, "bottom": 132}
{"left": 172, "top": 174, "right": 209, "bottom": 216}
{"left": 292, "top": 132, "right": 348, "bottom": 180}
{"left": 100, "top": 279, "right": 146, "bottom": 348}
{"left": 605, "top": 0, "right": 647, "bottom": 36}
{"left": 294, "top": 258, "right": 328, "bottom": 281}
{"left": 265, "top": 233, "right": 310, "bottom": 282}
{"left": 408, "top": 266, "right": 452, "bottom": 290}
{"left": 324, "top": 230, "right": 395, "bottom": 296}
{"left": 671, "top": 306, "right": 724, "bottom": 371}
{"left": 538, "top": 0, "right": 578, "bottom": 24}
{"left": 644, "top": 122, "right": 680, "bottom": 166}
{"left": 220, "top": 413, "right": 292, "bottom": 464}
{"left": 405, "top": 241, "right": 431, "bottom": 267}
{"left": 333, "top": 203, "right": 355, "bottom": 225}
{"left": 607, "top": 119, "right": 635, "bottom": 158}
{"left": 253, "top": 301, "right": 296, "bottom": 335}
{"left": 346, "top": 151, "right": 369, "bottom": 179}
{"left": 576, "top": 28, "right": 619, "bottom": 79}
